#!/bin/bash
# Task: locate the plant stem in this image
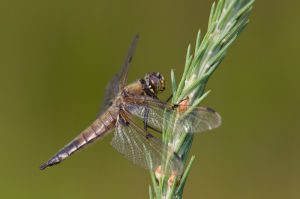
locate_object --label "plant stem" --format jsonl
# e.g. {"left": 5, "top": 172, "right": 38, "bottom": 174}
{"left": 148, "top": 0, "right": 255, "bottom": 198}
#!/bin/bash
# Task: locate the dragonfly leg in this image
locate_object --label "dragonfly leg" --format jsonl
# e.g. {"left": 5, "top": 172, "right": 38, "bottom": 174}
{"left": 146, "top": 125, "right": 162, "bottom": 134}
{"left": 142, "top": 106, "right": 162, "bottom": 135}
{"left": 165, "top": 94, "right": 173, "bottom": 102}
{"left": 143, "top": 106, "right": 150, "bottom": 131}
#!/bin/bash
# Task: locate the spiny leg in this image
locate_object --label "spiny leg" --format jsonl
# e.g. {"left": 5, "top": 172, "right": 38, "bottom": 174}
{"left": 143, "top": 105, "right": 150, "bottom": 131}
{"left": 142, "top": 106, "right": 162, "bottom": 138}
{"left": 146, "top": 125, "right": 162, "bottom": 134}
{"left": 166, "top": 94, "right": 173, "bottom": 102}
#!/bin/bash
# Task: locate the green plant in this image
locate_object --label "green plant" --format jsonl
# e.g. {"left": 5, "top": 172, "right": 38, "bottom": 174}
{"left": 147, "top": 0, "right": 255, "bottom": 198}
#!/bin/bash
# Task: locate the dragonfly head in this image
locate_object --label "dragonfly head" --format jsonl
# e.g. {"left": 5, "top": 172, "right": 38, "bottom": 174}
{"left": 145, "top": 72, "right": 165, "bottom": 95}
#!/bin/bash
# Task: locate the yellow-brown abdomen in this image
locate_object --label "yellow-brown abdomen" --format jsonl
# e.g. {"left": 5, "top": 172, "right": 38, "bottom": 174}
{"left": 40, "top": 108, "right": 118, "bottom": 170}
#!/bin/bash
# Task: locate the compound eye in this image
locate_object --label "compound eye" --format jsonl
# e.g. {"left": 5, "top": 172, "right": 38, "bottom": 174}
{"left": 156, "top": 73, "right": 162, "bottom": 80}
{"left": 159, "top": 74, "right": 165, "bottom": 91}
{"left": 150, "top": 78, "right": 159, "bottom": 88}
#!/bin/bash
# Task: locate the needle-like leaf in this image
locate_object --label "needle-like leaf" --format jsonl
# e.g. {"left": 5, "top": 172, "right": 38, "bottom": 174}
{"left": 149, "top": 1, "right": 255, "bottom": 198}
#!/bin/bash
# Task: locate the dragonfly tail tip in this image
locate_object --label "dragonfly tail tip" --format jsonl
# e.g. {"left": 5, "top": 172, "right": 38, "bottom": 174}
{"left": 40, "top": 163, "right": 48, "bottom": 170}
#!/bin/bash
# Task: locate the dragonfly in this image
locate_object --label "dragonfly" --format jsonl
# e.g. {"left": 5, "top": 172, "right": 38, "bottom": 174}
{"left": 40, "top": 34, "right": 222, "bottom": 174}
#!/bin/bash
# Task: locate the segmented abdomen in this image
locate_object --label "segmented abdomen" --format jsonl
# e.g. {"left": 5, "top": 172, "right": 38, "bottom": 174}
{"left": 40, "top": 109, "right": 117, "bottom": 170}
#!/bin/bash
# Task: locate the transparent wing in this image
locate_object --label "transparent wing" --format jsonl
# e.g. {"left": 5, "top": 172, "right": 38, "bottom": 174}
{"left": 124, "top": 95, "right": 222, "bottom": 134}
{"left": 98, "top": 34, "right": 139, "bottom": 117}
{"left": 110, "top": 110, "right": 183, "bottom": 175}
{"left": 119, "top": 34, "right": 139, "bottom": 91}
{"left": 97, "top": 74, "right": 120, "bottom": 117}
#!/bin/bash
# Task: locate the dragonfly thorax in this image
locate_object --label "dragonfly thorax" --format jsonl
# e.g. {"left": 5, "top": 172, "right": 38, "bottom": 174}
{"left": 113, "top": 94, "right": 124, "bottom": 108}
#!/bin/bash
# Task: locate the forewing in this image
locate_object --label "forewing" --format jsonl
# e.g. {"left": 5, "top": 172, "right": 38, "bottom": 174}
{"left": 98, "top": 74, "right": 120, "bottom": 117}
{"left": 98, "top": 34, "right": 139, "bottom": 117}
{"left": 124, "top": 95, "right": 222, "bottom": 134}
{"left": 119, "top": 34, "right": 139, "bottom": 91}
{"left": 110, "top": 110, "right": 183, "bottom": 175}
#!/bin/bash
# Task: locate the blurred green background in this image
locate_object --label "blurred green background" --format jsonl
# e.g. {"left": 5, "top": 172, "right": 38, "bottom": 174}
{"left": 1, "top": 0, "right": 299, "bottom": 198}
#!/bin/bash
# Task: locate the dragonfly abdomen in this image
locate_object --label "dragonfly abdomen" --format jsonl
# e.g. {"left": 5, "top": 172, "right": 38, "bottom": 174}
{"left": 40, "top": 110, "right": 117, "bottom": 170}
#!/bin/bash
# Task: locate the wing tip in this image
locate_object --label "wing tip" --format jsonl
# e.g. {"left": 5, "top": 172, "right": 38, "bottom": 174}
{"left": 206, "top": 107, "right": 222, "bottom": 127}
{"left": 206, "top": 107, "right": 216, "bottom": 113}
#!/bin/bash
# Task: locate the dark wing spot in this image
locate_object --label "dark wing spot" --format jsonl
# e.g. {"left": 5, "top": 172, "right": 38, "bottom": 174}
{"left": 206, "top": 107, "right": 216, "bottom": 113}
{"left": 128, "top": 56, "right": 133, "bottom": 63}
